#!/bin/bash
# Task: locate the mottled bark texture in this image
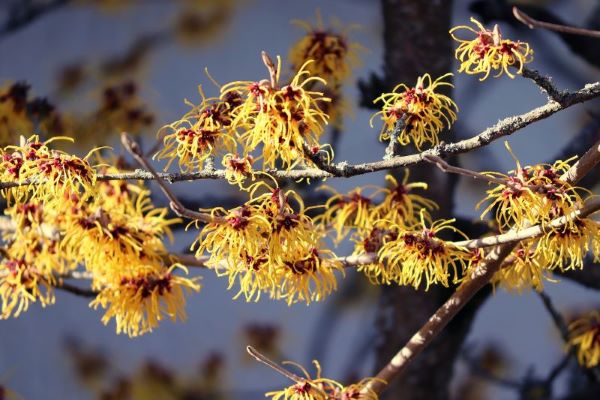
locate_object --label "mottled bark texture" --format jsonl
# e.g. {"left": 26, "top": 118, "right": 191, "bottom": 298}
{"left": 374, "top": 1, "right": 487, "bottom": 399}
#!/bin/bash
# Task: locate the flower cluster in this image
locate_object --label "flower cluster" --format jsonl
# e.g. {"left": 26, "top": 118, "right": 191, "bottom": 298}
{"left": 222, "top": 59, "right": 332, "bottom": 170}
{"left": 153, "top": 13, "right": 366, "bottom": 178}
{"left": 371, "top": 73, "right": 458, "bottom": 151}
{"left": 0, "top": 139, "right": 200, "bottom": 336}
{"left": 155, "top": 87, "right": 239, "bottom": 172}
{"left": 377, "top": 214, "right": 469, "bottom": 289}
{"left": 0, "top": 135, "right": 97, "bottom": 202}
{"left": 450, "top": 17, "right": 534, "bottom": 80}
{"left": 267, "top": 359, "right": 381, "bottom": 400}
{"left": 478, "top": 144, "right": 599, "bottom": 291}
{"left": 195, "top": 182, "right": 342, "bottom": 304}
{"left": 157, "top": 56, "right": 334, "bottom": 178}
{"left": 568, "top": 311, "right": 600, "bottom": 368}
{"left": 318, "top": 171, "right": 471, "bottom": 289}
{"left": 90, "top": 264, "right": 199, "bottom": 337}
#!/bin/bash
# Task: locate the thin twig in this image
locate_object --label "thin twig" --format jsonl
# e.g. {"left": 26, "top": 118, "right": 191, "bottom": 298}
{"left": 120, "top": 132, "right": 224, "bottom": 224}
{"left": 522, "top": 68, "right": 564, "bottom": 104}
{"left": 424, "top": 154, "right": 508, "bottom": 186}
{"left": 513, "top": 6, "right": 600, "bottom": 38}
{"left": 246, "top": 346, "right": 303, "bottom": 383}
{"left": 384, "top": 114, "right": 409, "bottom": 160}
{"left": 261, "top": 51, "right": 278, "bottom": 88}
{"left": 55, "top": 281, "right": 97, "bottom": 298}
{"left": 537, "top": 291, "right": 570, "bottom": 342}
{"left": 545, "top": 352, "right": 570, "bottom": 385}
{"left": 0, "top": 0, "right": 70, "bottom": 37}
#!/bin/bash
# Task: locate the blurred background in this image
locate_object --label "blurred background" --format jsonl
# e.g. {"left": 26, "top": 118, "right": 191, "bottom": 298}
{"left": 0, "top": 0, "right": 599, "bottom": 399}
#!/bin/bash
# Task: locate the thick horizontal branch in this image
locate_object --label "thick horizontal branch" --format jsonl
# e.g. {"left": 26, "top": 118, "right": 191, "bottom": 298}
{"left": 0, "top": 81, "right": 598, "bottom": 190}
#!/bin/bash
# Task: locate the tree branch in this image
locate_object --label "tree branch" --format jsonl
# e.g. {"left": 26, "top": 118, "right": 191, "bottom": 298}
{"left": 513, "top": 6, "right": 600, "bottom": 38}
{"left": 120, "top": 132, "right": 224, "bottom": 224}
{"left": 1, "top": 79, "right": 597, "bottom": 190}
{"left": 363, "top": 135, "right": 600, "bottom": 395}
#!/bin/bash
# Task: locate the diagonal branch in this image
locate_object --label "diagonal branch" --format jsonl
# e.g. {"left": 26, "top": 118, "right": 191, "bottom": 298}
{"left": 120, "top": 132, "right": 224, "bottom": 224}
{"left": 363, "top": 136, "right": 600, "bottom": 395}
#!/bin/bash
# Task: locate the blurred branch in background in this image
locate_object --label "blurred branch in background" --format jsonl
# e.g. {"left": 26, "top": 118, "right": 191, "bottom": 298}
{"left": 0, "top": 0, "right": 70, "bottom": 38}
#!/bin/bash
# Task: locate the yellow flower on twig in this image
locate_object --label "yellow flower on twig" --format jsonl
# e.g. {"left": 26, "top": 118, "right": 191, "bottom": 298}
{"left": 450, "top": 17, "right": 533, "bottom": 80}
{"left": 372, "top": 73, "right": 457, "bottom": 151}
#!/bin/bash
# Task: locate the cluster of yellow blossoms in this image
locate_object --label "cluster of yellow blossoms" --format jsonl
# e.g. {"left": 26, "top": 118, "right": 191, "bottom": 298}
{"left": 267, "top": 359, "right": 381, "bottom": 400}
{"left": 289, "top": 12, "right": 363, "bottom": 86}
{"left": 318, "top": 171, "right": 471, "bottom": 289}
{"left": 371, "top": 73, "right": 458, "bottom": 151}
{"left": 196, "top": 182, "right": 342, "bottom": 304}
{"left": 370, "top": 17, "right": 534, "bottom": 151}
{"left": 0, "top": 136, "right": 199, "bottom": 336}
{"left": 477, "top": 145, "right": 600, "bottom": 291}
{"left": 155, "top": 13, "right": 366, "bottom": 181}
{"left": 156, "top": 16, "right": 535, "bottom": 179}
{"left": 156, "top": 58, "right": 332, "bottom": 177}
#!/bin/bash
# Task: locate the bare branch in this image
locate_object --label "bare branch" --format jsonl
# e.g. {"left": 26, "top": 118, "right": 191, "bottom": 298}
{"left": 513, "top": 6, "right": 600, "bottom": 38}
{"left": 522, "top": 68, "right": 564, "bottom": 104}
{"left": 0, "top": 0, "right": 70, "bottom": 38}
{"left": 384, "top": 114, "right": 409, "bottom": 160}
{"left": 424, "top": 154, "right": 508, "bottom": 186}
{"left": 538, "top": 291, "right": 570, "bottom": 343}
{"left": 55, "top": 281, "right": 97, "bottom": 298}
{"left": 246, "top": 346, "right": 303, "bottom": 383}
{"left": 120, "top": 132, "right": 224, "bottom": 224}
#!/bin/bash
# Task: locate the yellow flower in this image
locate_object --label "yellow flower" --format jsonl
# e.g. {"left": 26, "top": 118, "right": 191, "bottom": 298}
{"left": 276, "top": 246, "right": 342, "bottom": 306}
{"left": 371, "top": 73, "right": 457, "bottom": 151}
{"left": 0, "top": 135, "right": 98, "bottom": 202}
{"left": 194, "top": 204, "right": 274, "bottom": 302}
{"left": 90, "top": 264, "right": 200, "bottom": 337}
{"left": 478, "top": 144, "right": 585, "bottom": 233}
{"left": 536, "top": 217, "right": 598, "bottom": 271}
{"left": 491, "top": 241, "right": 551, "bottom": 292}
{"left": 195, "top": 183, "right": 340, "bottom": 304}
{"left": 155, "top": 90, "right": 239, "bottom": 172}
{"left": 289, "top": 11, "right": 364, "bottom": 85}
{"left": 222, "top": 153, "right": 255, "bottom": 187}
{"left": 221, "top": 59, "right": 331, "bottom": 170}
{"left": 62, "top": 186, "right": 178, "bottom": 287}
{"left": 371, "top": 171, "right": 438, "bottom": 227}
{"left": 450, "top": 17, "right": 534, "bottom": 80}
{"left": 377, "top": 215, "right": 469, "bottom": 289}
{"left": 353, "top": 227, "right": 397, "bottom": 285}
{"left": 568, "top": 311, "right": 600, "bottom": 368}
{"left": 317, "top": 185, "right": 377, "bottom": 242}
{"left": 0, "top": 256, "right": 55, "bottom": 319}
{"left": 266, "top": 359, "right": 381, "bottom": 400}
